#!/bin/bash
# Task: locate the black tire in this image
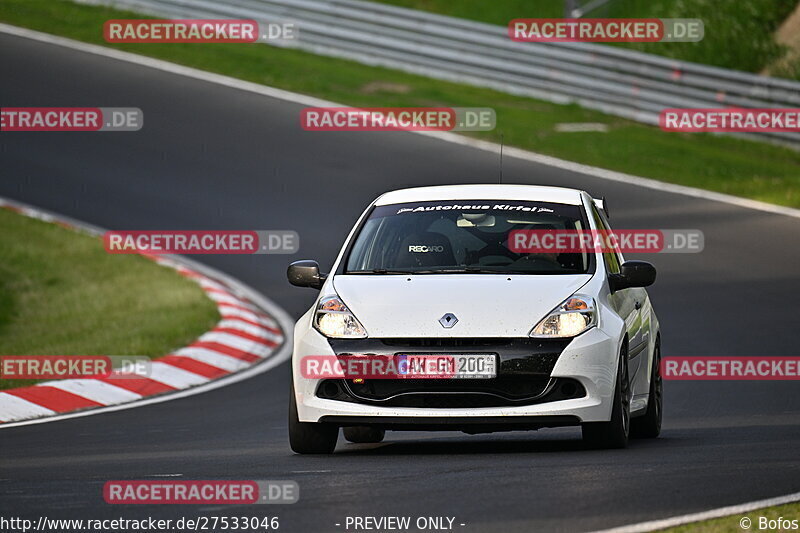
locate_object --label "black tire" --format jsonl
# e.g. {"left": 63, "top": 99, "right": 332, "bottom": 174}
{"left": 343, "top": 426, "right": 386, "bottom": 444}
{"left": 288, "top": 384, "right": 338, "bottom": 454}
{"left": 582, "top": 345, "right": 630, "bottom": 449}
{"left": 631, "top": 339, "right": 662, "bottom": 439}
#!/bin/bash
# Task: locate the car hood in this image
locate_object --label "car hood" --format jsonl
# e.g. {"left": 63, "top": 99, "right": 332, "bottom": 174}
{"left": 332, "top": 274, "right": 592, "bottom": 338}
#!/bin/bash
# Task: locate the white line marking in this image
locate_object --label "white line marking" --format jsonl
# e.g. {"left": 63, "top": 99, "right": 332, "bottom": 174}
{"left": 217, "top": 318, "right": 278, "bottom": 337}
{"left": 41, "top": 380, "right": 142, "bottom": 404}
{"left": 217, "top": 299, "right": 269, "bottom": 315}
{"left": 419, "top": 130, "right": 800, "bottom": 220}
{"left": 198, "top": 278, "right": 230, "bottom": 292}
{"left": 207, "top": 291, "right": 242, "bottom": 305}
{"left": 173, "top": 347, "right": 250, "bottom": 372}
{"left": 220, "top": 307, "right": 277, "bottom": 327}
{"left": 0, "top": 347, "right": 290, "bottom": 429}
{"left": 214, "top": 326, "right": 284, "bottom": 344}
{"left": 0, "top": 393, "right": 57, "bottom": 422}
{"left": 589, "top": 491, "right": 800, "bottom": 533}
{"left": 199, "top": 332, "right": 275, "bottom": 355}
{"left": 147, "top": 361, "right": 211, "bottom": 388}
{"left": 1, "top": 23, "right": 798, "bottom": 219}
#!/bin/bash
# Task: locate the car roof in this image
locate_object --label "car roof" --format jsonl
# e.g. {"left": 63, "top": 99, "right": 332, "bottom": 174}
{"left": 374, "top": 184, "right": 585, "bottom": 206}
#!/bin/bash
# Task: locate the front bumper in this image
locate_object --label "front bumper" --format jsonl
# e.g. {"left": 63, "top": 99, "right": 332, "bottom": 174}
{"left": 292, "top": 319, "right": 619, "bottom": 425}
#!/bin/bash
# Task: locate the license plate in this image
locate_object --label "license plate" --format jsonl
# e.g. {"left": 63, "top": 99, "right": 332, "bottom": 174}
{"left": 395, "top": 354, "right": 496, "bottom": 379}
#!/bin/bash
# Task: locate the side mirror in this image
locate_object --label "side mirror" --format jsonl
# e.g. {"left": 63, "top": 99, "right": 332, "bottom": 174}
{"left": 609, "top": 260, "right": 656, "bottom": 293}
{"left": 287, "top": 260, "right": 327, "bottom": 289}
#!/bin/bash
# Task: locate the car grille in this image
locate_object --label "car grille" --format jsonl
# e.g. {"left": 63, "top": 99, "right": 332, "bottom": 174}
{"left": 317, "top": 377, "right": 585, "bottom": 408}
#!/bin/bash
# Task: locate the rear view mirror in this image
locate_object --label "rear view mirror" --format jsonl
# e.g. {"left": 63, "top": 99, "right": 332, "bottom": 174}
{"left": 287, "top": 260, "right": 327, "bottom": 289}
{"left": 457, "top": 213, "right": 496, "bottom": 227}
{"left": 609, "top": 260, "right": 656, "bottom": 293}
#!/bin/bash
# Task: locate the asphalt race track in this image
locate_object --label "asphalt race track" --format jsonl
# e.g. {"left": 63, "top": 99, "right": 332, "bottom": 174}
{"left": 2, "top": 32, "right": 800, "bottom": 532}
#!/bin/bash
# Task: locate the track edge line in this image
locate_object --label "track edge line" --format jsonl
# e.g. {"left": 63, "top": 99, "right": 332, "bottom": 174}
{"left": 588, "top": 491, "right": 800, "bottom": 533}
{"left": 0, "top": 22, "right": 798, "bottom": 220}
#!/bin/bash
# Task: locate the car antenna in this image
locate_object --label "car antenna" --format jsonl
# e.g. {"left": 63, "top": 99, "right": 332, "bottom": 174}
{"left": 498, "top": 133, "right": 504, "bottom": 184}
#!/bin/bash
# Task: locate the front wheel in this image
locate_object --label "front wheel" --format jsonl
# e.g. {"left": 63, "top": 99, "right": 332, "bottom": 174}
{"left": 288, "top": 384, "right": 338, "bottom": 454}
{"left": 582, "top": 345, "right": 630, "bottom": 449}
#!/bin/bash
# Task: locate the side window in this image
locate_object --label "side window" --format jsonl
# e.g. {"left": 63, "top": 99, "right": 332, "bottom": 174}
{"left": 591, "top": 205, "right": 621, "bottom": 275}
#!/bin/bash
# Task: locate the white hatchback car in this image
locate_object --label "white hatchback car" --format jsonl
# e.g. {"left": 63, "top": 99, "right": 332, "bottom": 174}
{"left": 288, "top": 185, "right": 661, "bottom": 453}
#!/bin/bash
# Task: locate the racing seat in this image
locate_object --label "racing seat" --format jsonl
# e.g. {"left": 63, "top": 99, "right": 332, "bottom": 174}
{"left": 395, "top": 231, "right": 456, "bottom": 268}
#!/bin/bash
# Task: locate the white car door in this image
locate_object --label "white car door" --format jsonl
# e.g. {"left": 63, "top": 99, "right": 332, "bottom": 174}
{"left": 591, "top": 205, "right": 645, "bottom": 380}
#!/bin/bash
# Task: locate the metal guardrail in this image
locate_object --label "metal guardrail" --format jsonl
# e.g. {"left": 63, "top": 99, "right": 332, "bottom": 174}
{"left": 86, "top": 0, "right": 800, "bottom": 147}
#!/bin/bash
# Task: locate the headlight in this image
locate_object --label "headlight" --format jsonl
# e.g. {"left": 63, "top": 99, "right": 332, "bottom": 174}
{"left": 530, "top": 294, "right": 596, "bottom": 338}
{"left": 314, "top": 296, "right": 367, "bottom": 338}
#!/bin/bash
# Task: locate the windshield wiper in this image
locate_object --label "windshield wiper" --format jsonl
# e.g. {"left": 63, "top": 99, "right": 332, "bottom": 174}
{"left": 348, "top": 267, "right": 545, "bottom": 275}
{"left": 347, "top": 269, "right": 417, "bottom": 274}
{"left": 406, "top": 267, "right": 506, "bottom": 274}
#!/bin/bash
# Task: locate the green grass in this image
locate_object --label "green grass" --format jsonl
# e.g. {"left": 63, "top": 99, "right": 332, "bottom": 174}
{"left": 659, "top": 501, "right": 800, "bottom": 532}
{"left": 0, "top": 208, "right": 219, "bottom": 390}
{"left": 604, "top": 0, "right": 799, "bottom": 78}
{"left": 372, "top": 0, "right": 800, "bottom": 78}
{"left": 1, "top": 0, "right": 799, "bottom": 207}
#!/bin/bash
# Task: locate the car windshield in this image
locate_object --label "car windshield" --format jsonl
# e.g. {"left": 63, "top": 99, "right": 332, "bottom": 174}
{"left": 346, "top": 200, "right": 591, "bottom": 275}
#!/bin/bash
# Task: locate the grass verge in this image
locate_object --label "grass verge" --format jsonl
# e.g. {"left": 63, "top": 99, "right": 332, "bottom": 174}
{"left": 1, "top": 0, "right": 799, "bottom": 207}
{"left": 659, "top": 501, "right": 800, "bottom": 532}
{"left": 0, "top": 208, "right": 219, "bottom": 390}
{"left": 371, "top": 0, "right": 800, "bottom": 78}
